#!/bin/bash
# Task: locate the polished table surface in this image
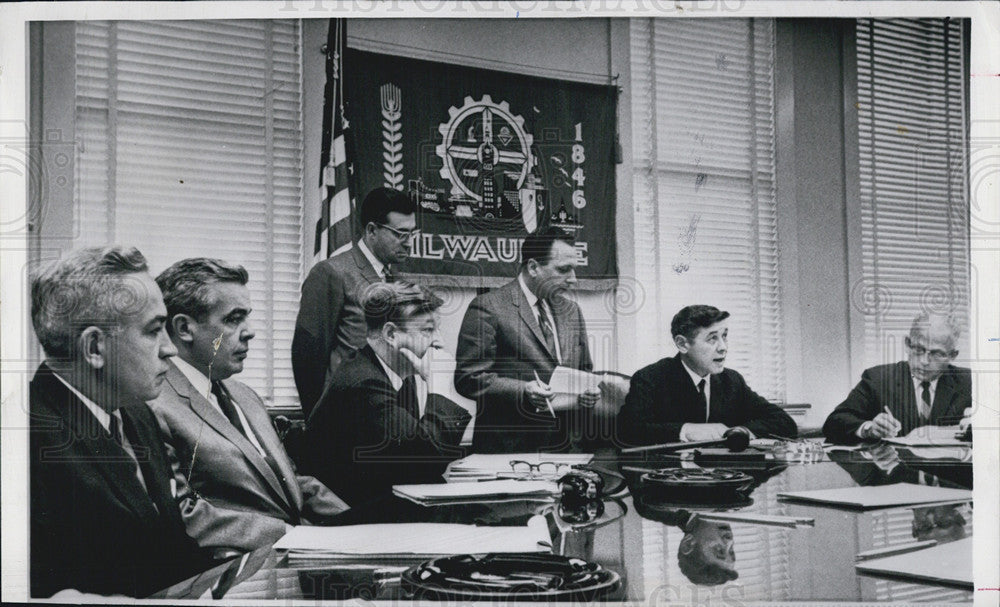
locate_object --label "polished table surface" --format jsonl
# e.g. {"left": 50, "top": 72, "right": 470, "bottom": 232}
{"left": 153, "top": 442, "right": 974, "bottom": 602}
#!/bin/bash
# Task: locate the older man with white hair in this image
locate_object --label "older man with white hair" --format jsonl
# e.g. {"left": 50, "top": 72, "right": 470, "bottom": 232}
{"left": 823, "top": 312, "right": 971, "bottom": 444}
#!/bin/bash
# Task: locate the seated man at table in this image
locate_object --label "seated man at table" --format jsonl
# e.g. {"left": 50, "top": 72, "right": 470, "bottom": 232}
{"left": 302, "top": 281, "right": 471, "bottom": 506}
{"left": 823, "top": 312, "right": 971, "bottom": 444}
{"left": 29, "top": 246, "right": 213, "bottom": 597}
{"left": 148, "top": 258, "right": 351, "bottom": 554}
{"left": 616, "top": 305, "right": 797, "bottom": 446}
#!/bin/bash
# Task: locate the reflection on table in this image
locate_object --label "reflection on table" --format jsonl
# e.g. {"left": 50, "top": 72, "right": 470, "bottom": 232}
{"left": 152, "top": 440, "right": 973, "bottom": 602}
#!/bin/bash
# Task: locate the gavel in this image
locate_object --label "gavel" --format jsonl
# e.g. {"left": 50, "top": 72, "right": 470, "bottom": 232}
{"left": 621, "top": 427, "right": 751, "bottom": 454}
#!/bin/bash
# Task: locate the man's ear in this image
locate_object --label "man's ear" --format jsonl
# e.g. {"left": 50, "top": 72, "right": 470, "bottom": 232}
{"left": 171, "top": 314, "right": 196, "bottom": 344}
{"left": 381, "top": 322, "right": 398, "bottom": 345}
{"left": 674, "top": 334, "right": 689, "bottom": 354}
{"left": 678, "top": 534, "right": 696, "bottom": 555}
{"left": 78, "top": 326, "right": 106, "bottom": 370}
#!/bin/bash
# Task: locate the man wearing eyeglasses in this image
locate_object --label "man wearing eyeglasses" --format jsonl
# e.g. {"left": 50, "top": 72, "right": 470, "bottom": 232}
{"left": 301, "top": 282, "right": 471, "bottom": 506}
{"left": 823, "top": 313, "right": 971, "bottom": 444}
{"left": 292, "top": 187, "right": 418, "bottom": 416}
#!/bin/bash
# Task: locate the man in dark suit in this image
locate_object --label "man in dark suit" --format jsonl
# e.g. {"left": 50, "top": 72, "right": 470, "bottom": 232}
{"left": 147, "top": 258, "right": 350, "bottom": 554}
{"left": 302, "top": 282, "right": 471, "bottom": 506}
{"left": 616, "top": 305, "right": 797, "bottom": 447}
{"left": 29, "top": 246, "right": 213, "bottom": 597}
{"left": 455, "top": 227, "right": 599, "bottom": 453}
{"left": 291, "top": 187, "right": 417, "bottom": 416}
{"left": 823, "top": 313, "right": 971, "bottom": 444}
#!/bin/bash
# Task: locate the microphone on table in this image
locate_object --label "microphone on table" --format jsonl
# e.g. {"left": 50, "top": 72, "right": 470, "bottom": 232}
{"left": 621, "top": 427, "right": 751, "bottom": 455}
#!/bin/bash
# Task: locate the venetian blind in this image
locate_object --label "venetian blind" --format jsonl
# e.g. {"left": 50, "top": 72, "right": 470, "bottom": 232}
{"left": 630, "top": 18, "right": 784, "bottom": 402}
{"left": 856, "top": 18, "right": 969, "bottom": 368}
{"left": 74, "top": 20, "right": 304, "bottom": 408}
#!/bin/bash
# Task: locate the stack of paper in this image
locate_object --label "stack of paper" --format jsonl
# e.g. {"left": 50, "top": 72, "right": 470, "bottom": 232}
{"left": 856, "top": 537, "right": 972, "bottom": 589}
{"left": 778, "top": 483, "right": 972, "bottom": 510}
{"left": 444, "top": 453, "right": 593, "bottom": 482}
{"left": 274, "top": 517, "right": 552, "bottom": 560}
{"left": 394, "top": 479, "right": 560, "bottom": 505}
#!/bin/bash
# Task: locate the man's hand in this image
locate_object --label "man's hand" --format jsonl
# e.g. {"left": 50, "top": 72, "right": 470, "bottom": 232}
{"left": 524, "top": 380, "right": 554, "bottom": 410}
{"left": 399, "top": 341, "right": 442, "bottom": 383}
{"left": 577, "top": 387, "right": 601, "bottom": 408}
{"left": 959, "top": 407, "right": 972, "bottom": 433}
{"left": 679, "top": 423, "right": 729, "bottom": 442}
{"left": 859, "top": 408, "right": 901, "bottom": 440}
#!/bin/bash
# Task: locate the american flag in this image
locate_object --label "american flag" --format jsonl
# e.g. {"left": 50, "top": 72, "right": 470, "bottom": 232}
{"left": 314, "top": 19, "right": 355, "bottom": 264}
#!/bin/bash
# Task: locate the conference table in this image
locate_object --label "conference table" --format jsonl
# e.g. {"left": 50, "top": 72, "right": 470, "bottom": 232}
{"left": 152, "top": 440, "right": 974, "bottom": 603}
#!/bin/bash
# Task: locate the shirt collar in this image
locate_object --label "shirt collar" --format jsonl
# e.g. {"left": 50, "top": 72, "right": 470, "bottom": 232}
{"left": 52, "top": 371, "right": 112, "bottom": 432}
{"left": 518, "top": 273, "right": 539, "bottom": 309}
{"left": 912, "top": 375, "right": 939, "bottom": 392}
{"left": 357, "top": 239, "right": 386, "bottom": 278}
{"left": 172, "top": 356, "right": 212, "bottom": 399}
{"left": 680, "top": 357, "right": 710, "bottom": 386}
{"left": 369, "top": 341, "right": 404, "bottom": 391}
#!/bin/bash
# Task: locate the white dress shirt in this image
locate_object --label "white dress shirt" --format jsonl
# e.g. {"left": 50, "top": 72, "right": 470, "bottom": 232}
{"left": 518, "top": 273, "right": 562, "bottom": 363}
{"left": 912, "top": 376, "right": 939, "bottom": 420}
{"left": 357, "top": 238, "right": 388, "bottom": 280}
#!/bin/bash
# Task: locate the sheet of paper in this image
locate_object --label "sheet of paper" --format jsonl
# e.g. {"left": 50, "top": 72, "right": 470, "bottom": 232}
{"left": 855, "top": 537, "right": 972, "bottom": 588}
{"left": 777, "top": 483, "right": 972, "bottom": 509}
{"left": 275, "top": 516, "right": 552, "bottom": 557}
{"left": 394, "top": 479, "right": 558, "bottom": 501}
{"left": 548, "top": 366, "right": 602, "bottom": 395}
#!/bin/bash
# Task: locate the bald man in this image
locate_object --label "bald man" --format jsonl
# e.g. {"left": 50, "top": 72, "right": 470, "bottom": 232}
{"left": 823, "top": 313, "right": 971, "bottom": 444}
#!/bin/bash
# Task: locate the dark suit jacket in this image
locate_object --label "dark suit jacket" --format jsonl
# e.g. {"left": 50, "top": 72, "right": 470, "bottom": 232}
{"left": 301, "top": 345, "right": 471, "bottom": 507}
{"left": 29, "top": 364, "right": 212, "bottom": 598}
{"left": 292, "top": 246, "right": 381, "bottom": 416}
{"left": 615, "top": 355, "right": 797, "bottom": 447}
{"left": 454, "top": 279, "right": 594, "bottom": 453}
{"left": 822, "top": 361, "right": 971, "bottom": 444}
{"left": 146, "top": 361, "right": 350, "bottom": 553}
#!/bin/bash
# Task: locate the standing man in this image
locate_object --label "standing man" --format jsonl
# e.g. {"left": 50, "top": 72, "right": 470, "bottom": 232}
{"left": 302, "top": 282, "right": 471, "bottom": 506}
{"left": 455, "top": 227, "right": 599, "bottom": 453}
{"left": 616, "top": 305, "right": 797, "bottom": 447}
{"left": 823, "top": 313, "right": 971, "bottom": 444}
{"left": 29, "top": 246, "right": 212, "bottom": 597}
{"left": 148, "top": 258, "right": 350, "bottom": 554}
{"left": 292, "top": 187, "right": 417, "bottom": 416}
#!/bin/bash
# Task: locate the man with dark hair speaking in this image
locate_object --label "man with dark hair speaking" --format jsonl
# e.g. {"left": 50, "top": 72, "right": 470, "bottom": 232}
{"left": 455, "top": 227, "right": 599, "bottom": 453}
{"left": 616, "top": 305, "right": 797, "bottom": 447}
{"left": 292, "top": 187, "right": 418, "bottom": 415}
{"left": 148, "top": 258, "right": 349, "bottom": 554}
{"left": 29, "top": 246, "right": 212, "bottom": 598}
{"left": 302, "top": 282, "right": 471, "bottom": 506}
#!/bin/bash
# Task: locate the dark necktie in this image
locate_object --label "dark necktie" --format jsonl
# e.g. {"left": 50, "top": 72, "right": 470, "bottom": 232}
{"left": 536, "top": 300, "right": 558, "bottom": 359}
{"left": 399, "top": 374, "right": 420, "bottom": 420}
{"left": 383, "top": 265, "right": 396, "bottom": 283}
{"left": 698, "top": 378, "right": 709, "bottom": 422}
{"left": 110, "top": 412, "right": 149, "bottom": 496}
{"left": 920, "top": 381, "right": 932, "bottom": 423}
{"left": 212, "top": 381, "right": 247, "bottom": 437}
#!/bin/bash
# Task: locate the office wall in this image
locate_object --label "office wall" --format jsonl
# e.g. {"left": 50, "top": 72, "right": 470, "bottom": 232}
{"left": 301, "top": 18, "right": 624, "bottom": 372}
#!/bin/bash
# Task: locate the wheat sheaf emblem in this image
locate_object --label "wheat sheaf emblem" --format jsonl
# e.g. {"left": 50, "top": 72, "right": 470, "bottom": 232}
{"left": 380, "top": 84, "right": 403, "bottom": 190}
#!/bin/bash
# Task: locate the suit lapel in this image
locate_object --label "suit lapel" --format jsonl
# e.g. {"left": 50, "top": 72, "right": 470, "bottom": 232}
{"left": 228, "top": 382, "right": 302, "bottom": 511}
{"left": 351, "top": 245, "right": 382, "bottom": 284}
{"left": 37, "top": 369, "right": 159, "bottom": 520}
{"left": 930, "top": 369, "right": 958, "bottom": 422}
{"left": 165, "top": 363, "right": 291, "bottom": 510}
{"left": 512, "top": 283, "right": 556, "bottom": 362}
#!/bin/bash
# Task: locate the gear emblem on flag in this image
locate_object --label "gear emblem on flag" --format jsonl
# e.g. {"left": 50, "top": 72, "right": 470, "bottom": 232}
{"left": 435, "top": 95, "right": 536, "bottom": 226}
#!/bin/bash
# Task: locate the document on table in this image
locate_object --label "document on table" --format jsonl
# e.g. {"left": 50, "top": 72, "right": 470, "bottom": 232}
{"left": 394, "top": 479, "right": 560, "bottom": 505}
{"left": 275, "top": 516, "right": 552, "bottom": 559}
{"left": 777, "top": 483, "right": 972, "bottom": 509}
{"left": 444, "top": 453, "right": 593, "bottom": 482}
{"left": 855, "top": 537, "right": 972, "bottom": 589}
{"left": 884, "top": 425, "right": 969, "bottom": 447}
